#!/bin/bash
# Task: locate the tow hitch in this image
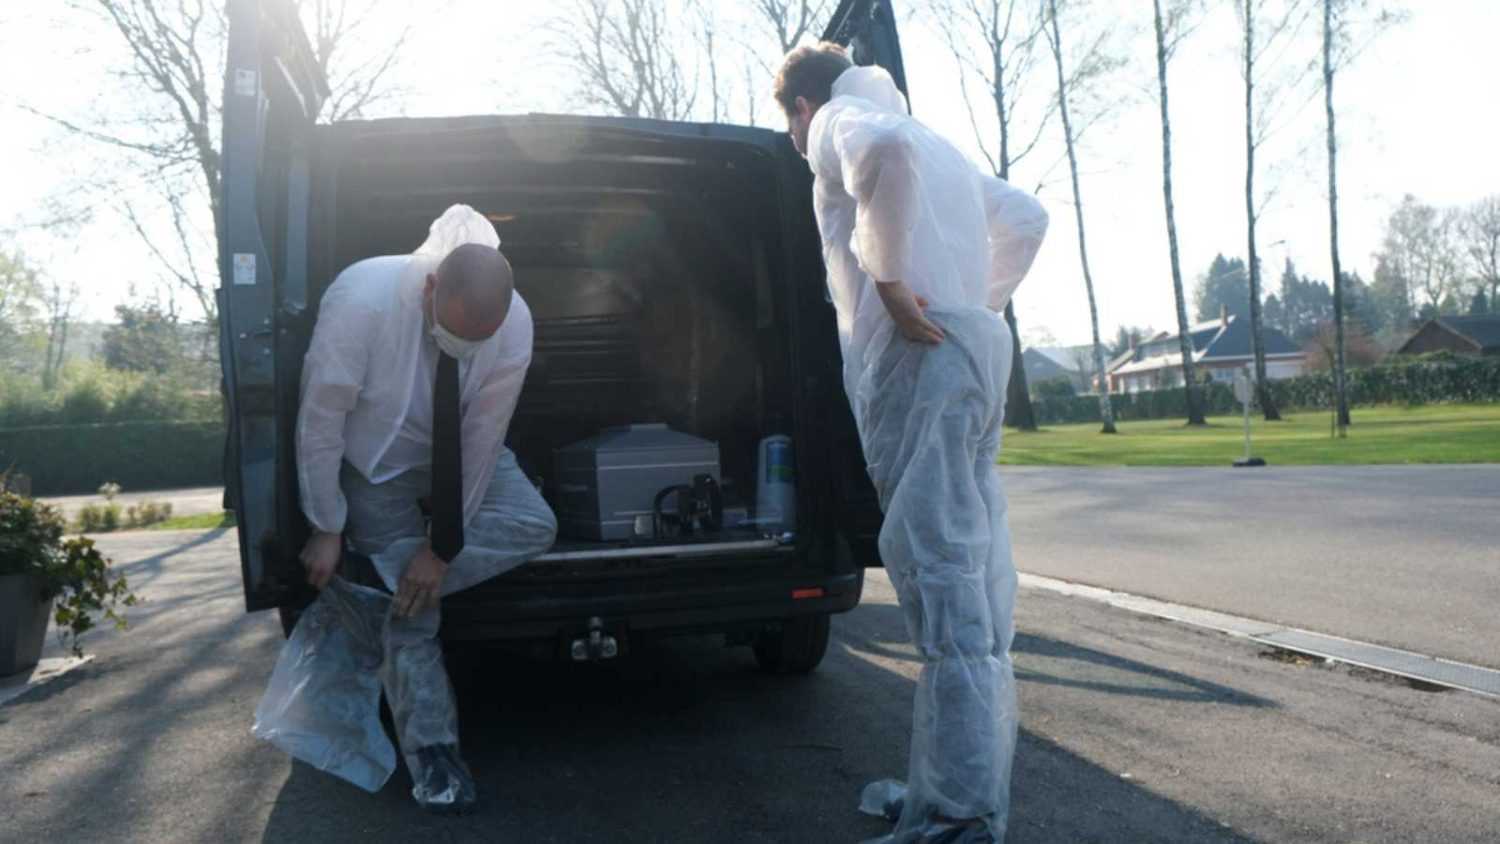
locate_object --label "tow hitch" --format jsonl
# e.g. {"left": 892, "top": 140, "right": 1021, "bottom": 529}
{"left": 569, "top": 616, "right": 620, "bottom": 662}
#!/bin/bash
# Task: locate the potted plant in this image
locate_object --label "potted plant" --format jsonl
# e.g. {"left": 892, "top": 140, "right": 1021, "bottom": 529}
{"left": 0, "top": 488, "right": 139, "bottom": 675}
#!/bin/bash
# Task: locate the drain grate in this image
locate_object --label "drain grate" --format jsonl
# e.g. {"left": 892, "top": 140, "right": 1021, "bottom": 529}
{"left": 1253, "top": 629, "right": 1500, "bottom": 698}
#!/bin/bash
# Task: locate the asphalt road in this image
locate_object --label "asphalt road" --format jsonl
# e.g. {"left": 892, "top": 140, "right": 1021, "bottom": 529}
{"left": 1004, "top": 465, "right": 1500, "bottom": 668}
{"left": 3, "top": 528, "right": 1498, "bottom": 842}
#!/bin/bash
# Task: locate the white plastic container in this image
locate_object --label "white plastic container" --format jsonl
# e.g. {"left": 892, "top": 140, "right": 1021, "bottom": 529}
{"left": 754, "top": 434, "right": 796, "bottom": 533}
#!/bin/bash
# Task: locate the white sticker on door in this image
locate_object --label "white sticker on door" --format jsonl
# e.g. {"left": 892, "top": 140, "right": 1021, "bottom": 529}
{"left": 234, "top": 68, "right": 257, "bottom": 98}
{"left": 233, "top": 253, "right": 256, "bottom": 286}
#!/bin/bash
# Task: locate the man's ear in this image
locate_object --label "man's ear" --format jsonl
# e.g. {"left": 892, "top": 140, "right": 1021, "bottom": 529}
{"left": 424, "top": 272, "right": 438, "bottom": 293}
{"left": 794, "top": 96, "right": 813, "bottom": 121}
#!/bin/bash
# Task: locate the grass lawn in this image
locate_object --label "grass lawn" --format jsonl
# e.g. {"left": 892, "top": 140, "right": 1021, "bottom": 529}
{"left": 147, "top": 511, "right": 237, "bottom": 531}
{"left": 999, "top": 403, "right": 1500, "bottom": 467}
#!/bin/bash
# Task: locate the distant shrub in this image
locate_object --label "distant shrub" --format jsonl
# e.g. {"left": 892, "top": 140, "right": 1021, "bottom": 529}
{"left": 124, "top": 500, "right": 172, "bottom": 529}
{"left": 59, "top": 373, "right": 112, "bottom": 425}
{"left": 1, "top": 361, "right": 221, "bottom": 428}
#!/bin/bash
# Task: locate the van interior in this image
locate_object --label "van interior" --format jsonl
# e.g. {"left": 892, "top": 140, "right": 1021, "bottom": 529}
{"left": 312, "top": 119, "right": 807, "bottom": 562}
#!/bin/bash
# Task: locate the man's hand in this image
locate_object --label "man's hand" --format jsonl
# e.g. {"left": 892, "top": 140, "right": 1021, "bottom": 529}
{"left": 300, "top": 531, "right": 343, "bottom": 590}
{"left": 395, "top": 543, "right": 449, "bottom": 618}
{"left": 875, "top": 281, "right": 944, "bottom": 345}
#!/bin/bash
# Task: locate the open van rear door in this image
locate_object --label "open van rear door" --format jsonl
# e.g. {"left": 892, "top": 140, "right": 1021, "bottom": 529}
{"left": 819, "top": 0, "right": 907, "bottom": 567}
{"left": 822, "top": 0, "right": 909, "bottom": 93}
{"left": 218, "top": 0, "right": 327, "bottom": 611}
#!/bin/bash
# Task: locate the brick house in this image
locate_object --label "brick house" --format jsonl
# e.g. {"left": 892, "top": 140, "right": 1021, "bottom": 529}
{"left": 1396, "top": 315, "right": 1500, "bottom": 357}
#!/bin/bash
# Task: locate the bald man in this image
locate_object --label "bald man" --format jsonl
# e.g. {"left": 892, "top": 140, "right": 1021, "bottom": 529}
{"left": 270, "top": 205, "right": 556, "bottom": 813}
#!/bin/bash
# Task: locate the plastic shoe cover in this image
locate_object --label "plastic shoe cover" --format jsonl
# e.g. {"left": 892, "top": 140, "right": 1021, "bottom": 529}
{"left": 410, "top": 743, "right": 478, "bottom": 814}
{"left": 918, "top": 818, "right": 999, "bottom": 844}
{"left": 382, "top": 605, "right": 462, "bottom": 758}
{"left": 860, "top": 778, "right": 907, "bottom": 823}
{"left": 860, "top": 780, "right": 1001, "bottom": 844}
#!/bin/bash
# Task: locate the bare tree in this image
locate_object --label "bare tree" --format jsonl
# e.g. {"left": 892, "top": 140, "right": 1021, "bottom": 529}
{"left": 304, "top": 0, "right": 415, "bottom": 123}
{"left": 1431, "top": 208, "right": 1470, "bottom": 310}
{"left": 928, "top": 0, "right": 1053, "bottom": 176}
{"left": 744, "top": 58, "right": 763, "bottom": 126}
{"left": 1378, "top": 199, "right": 1469, "bottom": 314}
{"left": 697, "top": 2, "right": 770, "bottom": 127}
{"left": 927, "top": 0, "right": 1054, "bottom": 430}
{"left": 1044, "top": 0, "right": 1116, "bottom": 433}
{"left": 1323, "top": 0, "right": 1402, "bottom": 431}
{"left": 699, "top": 5, "right": 726, "bottom": 123}
{"left": 755, "top": 0, "right": 831, "bottom": 54}
{"left": 1237, "top": 0, "right": 1316, "bottom": 421}
{"left": 1152, "top": 0, "right": 1206, "bottom": 425}
{"left": 1322, "top": 0, "right": 1349, "bottom": 430}
{"left": 1462, "top": 196, "right": 1500, "bottom": 312}
{"left": 41, "top": 280, "right": 80, "bottom": 390}
{"left": 28, "top": 0, "right": 417, "bottom": 324}
{"left": 561, "top": 0, "right": 701, "bottom": 121}
{"left": 1304, "top": 318, "right": 1381, "bottom": 372}
{"left": 0, "top": 252, "right": 43, "bottom": 372}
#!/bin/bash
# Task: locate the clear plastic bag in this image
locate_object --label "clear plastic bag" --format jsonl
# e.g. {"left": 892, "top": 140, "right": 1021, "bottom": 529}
{"left": 252, "top": 578, "right": 396, "bottom": 793}
{"left": 252, "top": 577, "right": 477, "bottom": 810}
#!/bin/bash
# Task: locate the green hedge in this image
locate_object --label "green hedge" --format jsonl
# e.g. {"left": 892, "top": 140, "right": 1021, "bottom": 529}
{"left": 0, "top": 365, "right": 221, "bottom": 429}
{"left": 1032, "top": 355, "right": 1500, "bottom": 425}
{"left": 0, "top": 420, "right": 224, "bottom": 496}
{"left": 1033, "top": 383, "right": 1239, "bottom": 425}
{"left": 1266, "top": 355, "right": 1500, "bottom": 409}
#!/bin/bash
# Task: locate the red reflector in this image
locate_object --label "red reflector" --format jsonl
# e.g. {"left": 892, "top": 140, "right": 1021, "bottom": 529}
{"left": 792, "top": 588, "right": 825, "bottom": 600}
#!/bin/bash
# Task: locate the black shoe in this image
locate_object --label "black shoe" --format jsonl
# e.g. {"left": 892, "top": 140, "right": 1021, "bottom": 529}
{"left": 880, "top": 797, "right": 904, "bottom": 824}
{"left": 411, "top": 744, "right": 478, "bottom": 815}
{"left": 923, "top": 819, "right": 996, "bottom": 844}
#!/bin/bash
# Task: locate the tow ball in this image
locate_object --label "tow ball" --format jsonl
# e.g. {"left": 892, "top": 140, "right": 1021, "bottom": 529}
{"left": 570, "top": 616, "right": 620, "bottom": 662}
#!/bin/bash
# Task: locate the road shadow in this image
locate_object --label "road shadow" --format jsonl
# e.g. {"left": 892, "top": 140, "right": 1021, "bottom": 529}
{"left": 257, "top": 609, "right": 1261, "bottom": 843}
{"left": 109, "top": 527, "right": 234, "bottom": 591}
{"left": 0, "top": 583, "right": 284, "bottom": 840}
{"left": 845, "top": 602, "right": 1272, "bottom": 708}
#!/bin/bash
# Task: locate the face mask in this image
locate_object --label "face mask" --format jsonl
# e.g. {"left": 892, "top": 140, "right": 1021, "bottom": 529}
{"left": 430, "top": 291, "right": 485, "bottom": 360}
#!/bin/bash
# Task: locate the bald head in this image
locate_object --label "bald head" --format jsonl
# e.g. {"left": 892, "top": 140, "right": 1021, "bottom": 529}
{"left": 426, "top": 243, "right": 514, "bottom": 341}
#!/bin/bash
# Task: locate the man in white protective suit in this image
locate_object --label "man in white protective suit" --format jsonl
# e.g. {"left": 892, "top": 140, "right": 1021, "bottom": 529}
{"left": 774, "top": 45, "right": 1049, "bottom": 843}
{"left": 251, "top": 204, "right": 557, "bottom": 814}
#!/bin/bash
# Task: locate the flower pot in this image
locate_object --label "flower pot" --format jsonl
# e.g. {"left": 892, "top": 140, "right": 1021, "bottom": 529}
{"left": 0, "top": 574, "right": 54, "bottom": 677}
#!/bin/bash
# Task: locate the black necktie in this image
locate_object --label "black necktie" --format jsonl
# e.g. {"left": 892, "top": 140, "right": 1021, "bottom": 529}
{"left": 431, "top": 351, "right": 464, "bottom": 561}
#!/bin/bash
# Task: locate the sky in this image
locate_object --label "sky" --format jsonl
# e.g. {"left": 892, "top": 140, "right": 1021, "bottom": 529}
{"left": 1, "top": 0, "right": 1497, "bottom": 347}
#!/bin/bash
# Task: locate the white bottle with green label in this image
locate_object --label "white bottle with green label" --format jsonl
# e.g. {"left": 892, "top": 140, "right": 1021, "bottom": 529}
{"left": 755, "top": 434, "right": 795, "bottom": 534}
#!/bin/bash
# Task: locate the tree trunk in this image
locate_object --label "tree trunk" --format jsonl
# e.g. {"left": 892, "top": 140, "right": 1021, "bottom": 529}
{"left": 42, "top": 331, "right": 58, "bottom": 391}
{"left": 54, "top": 319, "right": 69, "bottom": 387}
{"left": 992, "top": 38, "right": 1037, "bottom": 433}
{"left": 1153, "top": 0, "right": 1206, "bottom": 426}
{"left": 1002, "top": 302, "right": 1038, "bottom": 430}
{"left": 1323, "top": 0, "right": 1350, "bottom": 430}
{"left": 1047, "top": 0, "right": 1115, "bottom": 433}
{"left": 1243, "top": 0, "right": 1281, "bottom": 421}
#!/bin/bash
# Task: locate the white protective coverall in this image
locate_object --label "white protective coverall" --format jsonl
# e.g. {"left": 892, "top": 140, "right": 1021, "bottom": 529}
{"left": 252, "top": 205, "right": 557, "bottom": 808}
{"left": 806, "top": 66, "right": 1048, "bottom": 842}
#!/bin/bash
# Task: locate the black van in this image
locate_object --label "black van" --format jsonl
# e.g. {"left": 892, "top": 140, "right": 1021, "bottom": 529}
{"left": 218, "top": 0, "right": 905, "bottom": 673}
